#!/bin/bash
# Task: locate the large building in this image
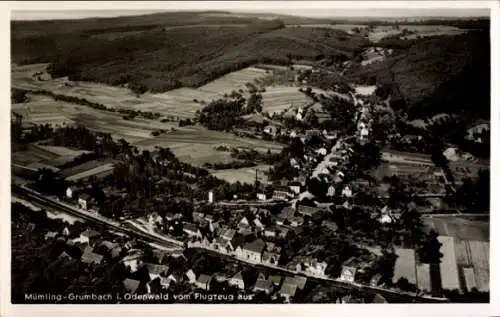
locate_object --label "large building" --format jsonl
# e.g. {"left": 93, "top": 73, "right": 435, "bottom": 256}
{"left": 393, "top": 248, "right": 417, "bottom": 285}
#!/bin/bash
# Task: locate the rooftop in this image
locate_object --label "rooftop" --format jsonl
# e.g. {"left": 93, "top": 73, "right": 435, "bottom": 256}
{"left": 242, "top": 239, "right": 266, "bottom": 254}
{"left": 197, "top": 274, "right": 212, "bottom": 285}
{"left": 123, "top": 278, "right": 140, "bottom": 294}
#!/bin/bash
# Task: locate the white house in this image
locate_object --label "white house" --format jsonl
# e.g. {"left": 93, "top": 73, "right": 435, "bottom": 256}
{"left": 264, "top": 125, "right": 278, "bottom": 136}
{"left": 379, "top": 214, "right": 393, "bottom": 224}
{"left": 78, "top": 194, "right": 91, "bottom": 210}
{"left": 229, "top": 271, "right": 245, "bottom": 290}
{"left": 290, "top": 158, "right": 300, "bottom": 169}
{"left": 257, "top": 193, "right": 267, "bottom": 201}
{"left": 66, "top": 186, "right": 77, "bottom": 199}
{"left": 341, "top": 186, "right": 353, "bottom": 198}
{"left": 327, "top": 186, "right": 336, "bottom": 197}
{"left": 253, "top": 218, "right": 265, "bottom": 231}
{"left": 62, "top": 226, "right": 70, "bottom": 236}
{"left": 185, "top": 269, "right": 197, "bottom": 284}
{"left": 289, "top": 185, "right": 301, "bottom": 194}
{"left": 339, "top": 266, "right": 357, "bottom": 282}
{"left": 236, "top": 239, "right": 265, "bottom": 263}
{"left": 315, "top": 148, "right": 327, "bottom": 156}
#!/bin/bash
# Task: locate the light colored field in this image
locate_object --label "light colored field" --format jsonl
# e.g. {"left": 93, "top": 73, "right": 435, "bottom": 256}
{"left": 393, "top": 248, "right": 417, "bottom": 285}
{"left": 134, "top": 126, "right": 282, "bottom": 166}
{"left": 423, "top": 216, "right": 489, "bottom": 242}
{"left": 65, "top": 163, "right": 115, "bottom": 182}
{"left": 261, "top": 86, "right": 313, "bottom": 115}
{"left": 368, "top": 25, "right": 468, "bottom": 42}
{"left": 12, "top": 64, "right": 275, "bottom": 119}
{"left": 211, "top": 164, "right": 270, "bottom": 184}
{"left": 12, "top": 94, "right": 179, "bottom": 143}
{"left": 416, "top": 263, "right": 431, "bottom": 292}
{"left": 12, "top": 143, "right": 90, "bottom": 168}
{"left": 438, "top": 235, "right": 461, "bottom": 291}
{"left": 311, "top": 88, "right": 351, "bottom": 102}
{"left": 287, "top": 24, "right": 367, "bottom": 33}
{"left": 354, "top": 85, "right": 377, "bottom": 96}
{"left": 32, "top": 145, "right": 91, "bottom": 157}
{"left": 468, "top": 240, "right": 489, "bottom": 292}
{"left": 13, "top": 92, "right": 282, "bottom": 167}
{"left": 197, "top": 67, "right": 269, "bottom": 94}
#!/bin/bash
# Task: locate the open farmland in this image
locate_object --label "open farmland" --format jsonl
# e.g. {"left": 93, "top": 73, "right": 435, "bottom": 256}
{"left": 211, "top": 164, "right": 270, "bottom": 184}
{"left": 12, "top": 63, "right": 217, "bottom": 119}
{"left": 134, "top": 126, "right": 282, "bottom": 166}
{"left": 11, "top": 143, "right": 92, "bottom": 168}
{"left": 422, "top": 215, "right": 489, "bottom": 242}
{"left": 65, "top": 163, "right": 115, "bottom": 182}
{"left": 197, "top": 67, "right": 269, "bottom": 94}
{"left": 261, "top": 86, "right": 313, "bottom": 115}
{"left": 11, "top": 93, "right": 179, "bottom": 143}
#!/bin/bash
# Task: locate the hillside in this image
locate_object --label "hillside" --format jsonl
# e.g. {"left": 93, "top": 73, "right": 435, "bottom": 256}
{"left": 12, "top": 12, "right": 370, "bottom": 93}
{"left": 345, "top": 30, "right": 490, "bottom": 119}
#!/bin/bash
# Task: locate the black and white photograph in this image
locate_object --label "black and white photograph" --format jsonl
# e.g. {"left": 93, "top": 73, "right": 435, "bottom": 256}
{"left": 4, "top": 0, "right": 498, "bottom": 313}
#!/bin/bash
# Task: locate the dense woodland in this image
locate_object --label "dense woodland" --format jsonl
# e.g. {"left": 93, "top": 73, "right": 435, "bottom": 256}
{"left": 344, "top": 31, "right": 490, "bottom": 120}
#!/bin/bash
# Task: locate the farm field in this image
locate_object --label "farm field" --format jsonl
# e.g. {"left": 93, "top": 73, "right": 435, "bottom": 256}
{"left": 11, "top": 143, "right": 92, "bottom": 168}
{"left": 290, "top": 24, "right": 469, "bottom": 42}
{"left": 422, "top": 216, "right": 489, "bottom": 242}
{"left": 261, "top": 86, "right": 313, "bottom": 115}
{"left": 368, "top": 25, "right": 469, "bottom": 42}
{"left": 134, "top": 126, "right": 283, "bottom": 167}
{"left": 65, "top": 163, "right": 115, "bottom": 182}
{"left": 197, "top": 67, "right": 269, "bottom": 94}
{"left": 211, "top": 164, "right": 271, "bottom": 184}
{"left": 61, "top": 159, "right": 116, "bottom": 178}
{"left": 12, "top": 93, "right": 179, "bottom": 142}
{"left": 287, "top": 24, "right": 368, "bottom": 33}
{"left": 12, "top": 63, "right": 217, "bottom": 119}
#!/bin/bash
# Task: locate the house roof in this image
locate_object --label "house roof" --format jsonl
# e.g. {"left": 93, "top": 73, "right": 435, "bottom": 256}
{"left": 298, "top": 205, "right": 321, "bottom": 216}
{"left": 99, "top": 240, "right": 118, "bottom": 250}
{"left": 242, "top": 239, "right": 266, "bottom": 254}
{"left": 80, "top": 229, "right": 101, "bottom": 238}
{"left": 284, "top": 276, "right": 307, "bottom": 290}
{"left": 280, "top": 206, "right": 295, "bottom": 219}
{"left": 123, "top": 278, "right": 140, "bottom": 294}
{"left": 372, "top": 294, "right": 388, "bottom": 303}
{"left": 197, "top": 274, "right": 212, "bottom": 285}
{"left": 268, "top": 275, "right": 282, "bottom": 285}
{"left": 145, "top": 263, "right": 169, "bottom": 276}
{"left": 221, "top": 228, "right": 236, "bottom": 240}
{"left": 254, "top": 279, "right": 273, "bottom": 291}
{"left": 262, "top": 251, "right": 280, "bottom": 263}
{"left": 279, "top": 283, "right": 297, "bottom": 297}
{"left": 110, "top": 247, "right": 122, "bottom": 258}
{"left": 183, "top": 222, "right": 199, "bottom": 233}
{"left": 79, "top": 193, "right": 91, "bottom": 201}
{"left": 232, "top": 271, "right": 244, "bottom": 281}
{"left": 393, "top": 248, "right": 417, "bottom": 285}
{"left": 229, "top": 234, "right": 246, "bottom": 249}
{"left": 81, "top": 247, "right": 104, "bottom": 264}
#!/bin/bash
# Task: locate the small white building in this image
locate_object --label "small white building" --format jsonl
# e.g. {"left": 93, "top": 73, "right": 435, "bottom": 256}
{"left": 78, "top": 194, "right": 91, "bottom": 210}
{"left": 257, "top": 193, "right": 267, "bottom": 201}
{"left": 66, "top": 186, "right": 77, "bottom": 199}
{"left": 315, "top": 148, "right": 327, "bottom": 156}
{"left": 327, "top": 186, "right": 336, "bottom": 197}
{"left": 341, "top": 186, "right": 353, "bottom": 198}
{"left": 208, "top": 191, "right": 214, "bottom": 203}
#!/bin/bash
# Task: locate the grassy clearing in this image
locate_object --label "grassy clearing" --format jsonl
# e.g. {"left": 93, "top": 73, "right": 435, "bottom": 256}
{"left": 422, "top": 216, "right": 489, "bottom": 242}
{"left": 211, "top": 164, "right": 270, "bottom": 184}
{"left": 198, "top": 67, "right": 268, "bottom": 94}
{"left": 261, "top": 86, "right": 313, "bottom": 115}
{"left": 134, "top": 126, "right": 282, "bottom": 166}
